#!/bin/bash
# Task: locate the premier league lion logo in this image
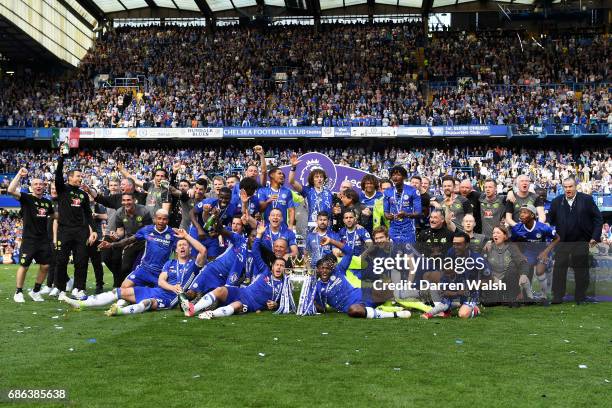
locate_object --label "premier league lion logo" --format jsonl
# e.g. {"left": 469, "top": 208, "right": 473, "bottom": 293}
{"left": 296, "top": 153, "right": 337, "bottom": 190}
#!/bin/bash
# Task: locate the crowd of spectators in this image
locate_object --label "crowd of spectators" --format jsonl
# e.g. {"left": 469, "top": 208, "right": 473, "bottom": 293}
{"left": 427, "top": 30, "right": 608, "bottom": 84}
{"left": 427, "top": 83, "right": 611, "bottom": 134}
{"left": 0, "top": 210, "right": 21, "bottom": 264}
{"left": 0, "top": 24, "right": 609, "bottom": 129}
{"left": 1, "top": 144, "right": 610, "bottom": 197}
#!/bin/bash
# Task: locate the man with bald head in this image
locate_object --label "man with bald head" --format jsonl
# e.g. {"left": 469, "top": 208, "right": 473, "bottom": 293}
{"left": 261, "top": 208, "right": 299, "bottom": 257}
{"left": 98, "top": 209, "right": 178, "bottom": 290}
{"left": 8, "top": 168, "right": 54, "bottom": 303}
{"left": 548, "top": 177, "right": 603, "bottom": 304}
{"left": 446, "top": 213, "right": 487, "bottom": 254}
{"left": 459, "top": 178, "right": 482, "bottom": 233}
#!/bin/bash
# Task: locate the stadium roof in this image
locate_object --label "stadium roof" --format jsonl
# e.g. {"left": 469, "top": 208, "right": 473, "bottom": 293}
{"left": 75, "top": 0, "right": 594, "bottom": 21}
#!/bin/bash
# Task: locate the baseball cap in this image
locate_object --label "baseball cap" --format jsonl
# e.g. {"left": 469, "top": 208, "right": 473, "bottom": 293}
{"left": 520, "top": 204, "right": 537, "bottom": 215}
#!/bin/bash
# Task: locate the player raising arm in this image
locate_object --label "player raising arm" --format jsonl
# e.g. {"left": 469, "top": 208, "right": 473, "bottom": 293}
{"left": 8, "top": 168, "right": 55, "bottom": 303}
{"left": 61, "top": 228, "right": 204, "bottom": 314}
{"left": 104, "top": 229, "right": 207, "bottom": 316}
{"left": 288, "top": 153, "right": 333, "bottom": 229}
{"left": 180, "top": 215, "right": 250, "bottom": 305}
{"left": 312, "top": 236, "right": 411, "bottom": 319}
{"left": 258, "top": 167, "right": 295, "bottom": 229}
{"left": 185, "top": 223, "right": 287, "bottom": 320}
{"left": 97, "top": 209, "right": 178, "bottom": 289}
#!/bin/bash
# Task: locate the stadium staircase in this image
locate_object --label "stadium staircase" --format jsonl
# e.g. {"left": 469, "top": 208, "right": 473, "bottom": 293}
{"left": 415, "top": 47, "right": 433, "bottom": 104}
{"left": 416, "top": 47, "right": 426, "bottom": 76}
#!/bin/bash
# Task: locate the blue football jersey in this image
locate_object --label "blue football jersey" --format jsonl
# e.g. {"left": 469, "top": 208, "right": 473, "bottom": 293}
{"left": 511, "top": 221, "right": 556, "bottom": 263}
{"left": 383, "top": 183, "right": 422, "bottom": 242}
{"left": 257, "top": 186, "right": 295, "bottom": 223}
{"left": 207, "top": 232, "right": 246, "bottom": 274}
{"left": 511, "top": 222, "right": 555, "bottom": 243}
{"left": 187, "top": 225, "right": 222, "bottom": 258}
{"left": 306, "top": 229, "right": 340, "bottom": 268}
{"left": 162, "top": 258, "right": 200, "bottom": 289}
{"left": 339, "top": 226, "right": 371, "bottom": 256}
{"left": 241, "top": 270, "right": 284, "bottom": 310}
{"left": 359, "top": 191, "right": 383, "bottom": 209}
{"left": 440, "top": 270, "right": 479, "bottom": 305}
{"left": 245, "top": 249, "right": 267, "bottom": 282}
{"left": 193, "top": 198, "right": 235, "bottom": 227}
{"left": 314, "top": 247, "right": 360, "bottom": 313}
{"left": 261, "top": 226, "right": 297, "bottom": 251}
{"left": 230, "top": 186, "right": 261, "bottom": 217}
{"left": 301, "top": 185, "right": 333, "bottom": 225}
{"left": 224, "top": 232, "right": 249, "bottom": 286}
{"left": 134, "top": 225, "right": 179, "bottom": 275}
{"left": 241, "top": 238, "right": 284, "bottom": 308}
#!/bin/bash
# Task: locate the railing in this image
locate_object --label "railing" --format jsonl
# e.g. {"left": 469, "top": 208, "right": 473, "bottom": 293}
{"left": 428, "top": 81, "right": 612, "bottom": 92}
{"left": 452, "top": 166, "right": 474, "bottom": 176}
{"left": 511, "top": 123, "right": 610, "bottom": 137}
{"left": 113, "top": 77, "right": 140, "bottom": 88}
{"left": 0, "top": 125, "right": 608, "bottom": 140}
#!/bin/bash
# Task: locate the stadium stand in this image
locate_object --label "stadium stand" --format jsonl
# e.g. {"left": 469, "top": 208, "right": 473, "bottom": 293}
{"left": 0, "top": 25, "right": 609, "bottom": 131}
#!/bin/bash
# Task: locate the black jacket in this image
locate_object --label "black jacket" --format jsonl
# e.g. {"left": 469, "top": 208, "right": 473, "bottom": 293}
{"left": 95, "top": 190, "right": 147, "bottom": 210}
{"left": 547, "top": 192, "right": 603, "bottom": 242}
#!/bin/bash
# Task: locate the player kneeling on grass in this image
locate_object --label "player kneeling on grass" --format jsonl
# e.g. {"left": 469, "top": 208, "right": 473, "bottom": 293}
{"left": 62, "top": 229, "right": 206, "bottom": 315}
{"left": 183, "top": 223, "right": 285, "bottom": 320}
{"left": 313, "top": 236, "right": 411, "bottom": 319}
{"left": 510, "top": 204, "right": 559, "bottom": 302}
{"left": 421, "top": 232, "right": 482, "bottom": 320}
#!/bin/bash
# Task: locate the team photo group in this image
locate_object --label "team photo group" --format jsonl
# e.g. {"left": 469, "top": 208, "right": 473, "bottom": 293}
{"left": 9, "top": 141, "right": 604, "bottom": 322}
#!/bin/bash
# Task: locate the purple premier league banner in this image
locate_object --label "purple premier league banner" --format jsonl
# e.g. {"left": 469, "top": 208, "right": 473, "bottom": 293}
{"left": 279, "top": 152, "right": 372, "bottom": 193}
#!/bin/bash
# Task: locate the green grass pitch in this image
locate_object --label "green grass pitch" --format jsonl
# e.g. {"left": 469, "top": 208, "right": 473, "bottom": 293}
{"left": 1, "top": 265, "right": 610, "bottom": 408}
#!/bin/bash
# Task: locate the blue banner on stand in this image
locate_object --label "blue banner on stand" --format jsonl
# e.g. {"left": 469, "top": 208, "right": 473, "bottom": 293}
{"left": 222, "top": 127, "right": 323, "bottom": 137}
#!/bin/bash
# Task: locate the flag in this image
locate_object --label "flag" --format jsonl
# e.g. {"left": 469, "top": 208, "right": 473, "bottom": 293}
{"left": 59, "top": 128, "right": 70, "bottom": 143}
{"left": 51, "top": 128, "right": 60, "bottom": 148}
{"left": 69, "top": 128, "right": 80, "bottom": 149}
